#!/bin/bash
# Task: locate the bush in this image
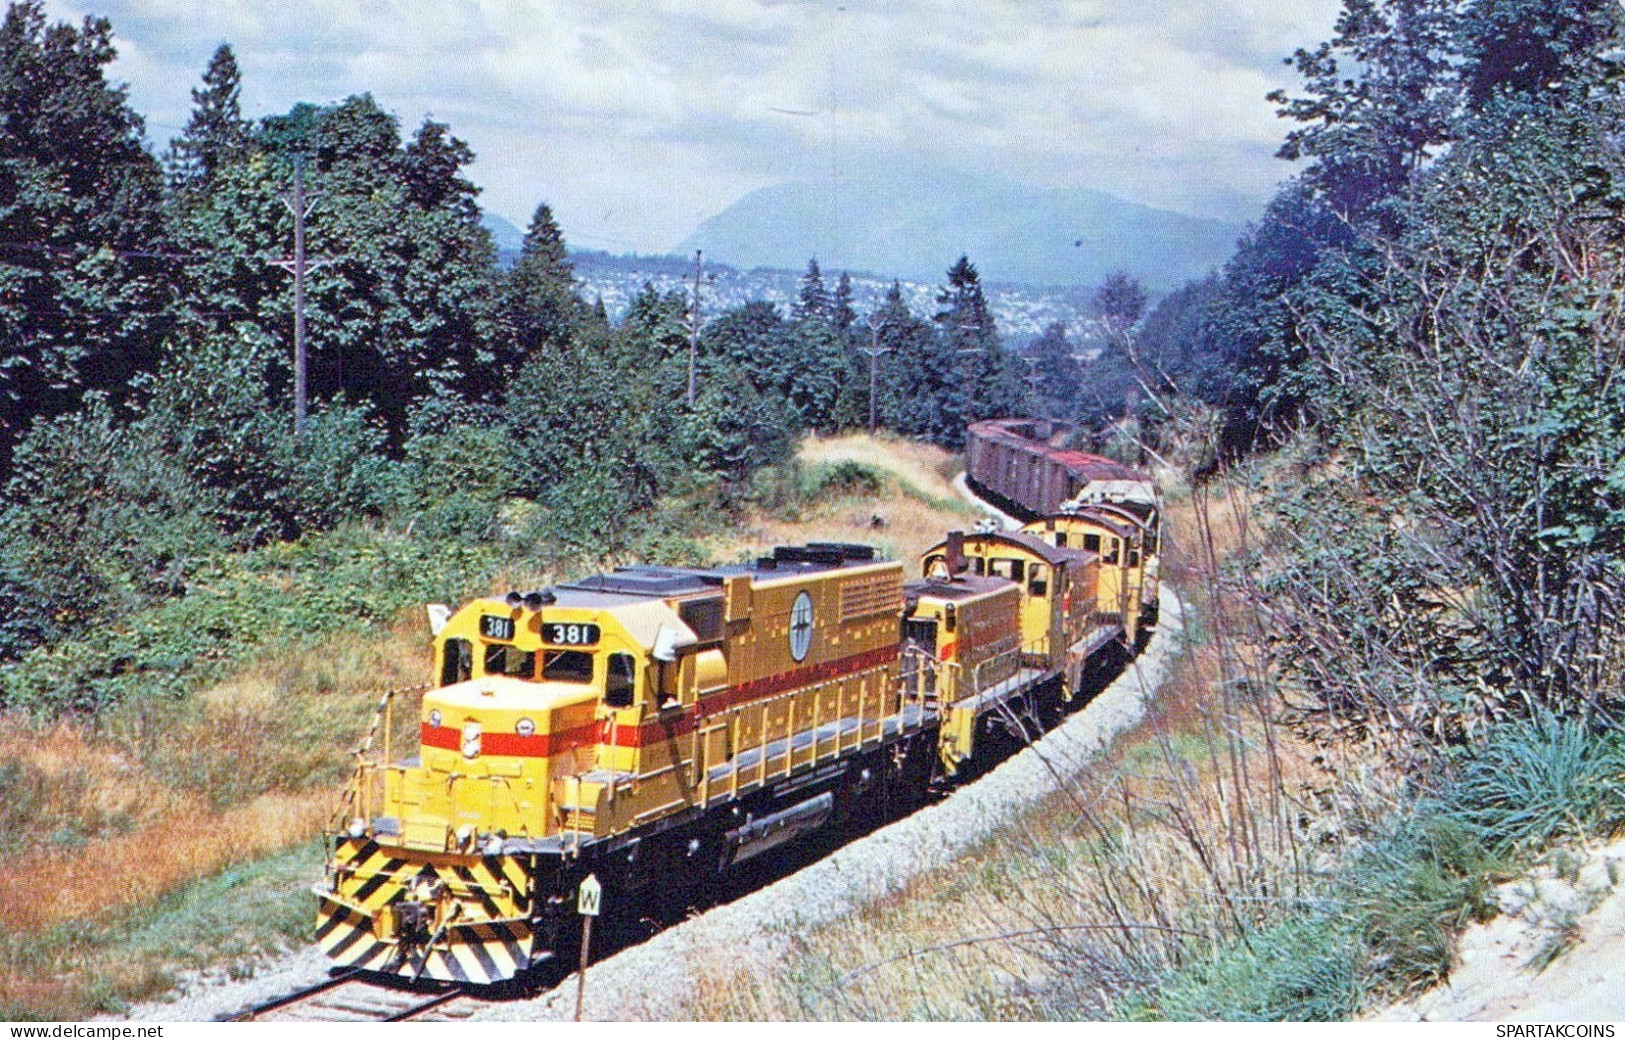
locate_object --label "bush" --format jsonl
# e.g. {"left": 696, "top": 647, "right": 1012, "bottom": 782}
{"left": 400, "top": 402, "right": 512, "bottom": 510}
{"left": 268, "top": 399, "right": 402, "bottom": 533}
{"left": 0, "top": 396, "right": 230, "bottom": 653}
{"left": 801, "top": 459, "right": 886, "bottom": 500}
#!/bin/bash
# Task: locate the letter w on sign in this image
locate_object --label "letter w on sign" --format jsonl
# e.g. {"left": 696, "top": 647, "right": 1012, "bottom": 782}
{"left": 577, "top": 875, "right": 602, "bottom": 917}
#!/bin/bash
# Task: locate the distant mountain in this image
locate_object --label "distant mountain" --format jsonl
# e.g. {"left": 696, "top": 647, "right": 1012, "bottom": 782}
{"left": 481, "top": 212, "right": 526, "bottom": 265}
{"left": 675, "top": 171, "right": 1242, "bottom": 291}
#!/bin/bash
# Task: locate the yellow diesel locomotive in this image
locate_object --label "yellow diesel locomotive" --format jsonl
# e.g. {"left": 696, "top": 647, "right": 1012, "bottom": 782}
{"left": 316, "top": 492, "right": 1164, "bottom": 983}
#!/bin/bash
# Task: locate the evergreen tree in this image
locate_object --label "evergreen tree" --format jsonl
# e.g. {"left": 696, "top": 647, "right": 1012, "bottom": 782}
{"left": 794, "top": 257, "right": 830, "bottom": 323}
{"left": 785, "top": 319, "right": 855, "bottom": 431}
{"left": 502, "top": 202, "right": 582, "bottom": 355}
{"left": 877, "top": 281, "right": 953, "bottom": 442}
{"left": 0, "top": 0, "right": 170, "bottom": 474}
{"left": 831, "top": 271, "right": 858, "bottom": 340}
{"left": 934, "top": 255, "right": 1020, "bottom": 442}
{"left": 623, "top": 282, "right": 690, "bottom": 361}
{"left": 1092, "top": 271, "right": 1148, "bottom": 337}
{"left": 1025, "top": 321, "right": 1082, "bottom": 416}
{"left": 165, "top": 43, "right": 249, "bottom": 193}
{"left": 1208, "top": 180, "right": 1352, "bottom": 444}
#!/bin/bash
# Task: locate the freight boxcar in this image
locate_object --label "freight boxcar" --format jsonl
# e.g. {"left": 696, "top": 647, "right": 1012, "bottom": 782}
{"left": 965, "top": 417, "right": 1155, "bottom": 520}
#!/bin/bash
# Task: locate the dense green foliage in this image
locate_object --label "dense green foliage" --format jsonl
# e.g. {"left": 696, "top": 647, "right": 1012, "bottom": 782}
{"left": 1168, "top": 0, "right": 1625, "bottom": 730}
{"left": 0, "top": 1, "right": 1028, "bottom": 712}
{"left": 0, "top": 2, "right": 169, "bottom": 473}
{"left": 1128, "top": 1, "right": 1625, "bottom": 1017}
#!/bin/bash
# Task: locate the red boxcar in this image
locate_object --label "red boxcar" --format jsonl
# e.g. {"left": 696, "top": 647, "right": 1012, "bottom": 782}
{"left": 965, "top": 418, "right": 1151, "bottom": 520}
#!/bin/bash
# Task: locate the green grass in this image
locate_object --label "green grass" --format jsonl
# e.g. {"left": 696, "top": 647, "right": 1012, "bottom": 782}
{"left": 1124, "top": 915, "right": 1364, "bottom": 1022}
{"left": 1441, "top": 711, "right": 1625, "bottom": 855}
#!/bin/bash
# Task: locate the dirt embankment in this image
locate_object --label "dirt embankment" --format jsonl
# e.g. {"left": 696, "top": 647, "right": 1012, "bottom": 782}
{"left": 1371, "top": 839, "right": 1625, "bottom": 1022}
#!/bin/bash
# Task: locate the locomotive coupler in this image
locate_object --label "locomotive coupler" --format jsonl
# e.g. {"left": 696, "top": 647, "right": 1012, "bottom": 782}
{"left": 387, "top": 877, "right": 448, "bottom": 942}
{"left": 392, "top": 900, "right": 433, "bottom": 942}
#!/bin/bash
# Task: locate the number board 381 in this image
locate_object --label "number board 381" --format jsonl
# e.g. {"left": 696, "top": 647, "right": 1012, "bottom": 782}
{"left": 543, "top": 622, "right": 601, "bottom": 647}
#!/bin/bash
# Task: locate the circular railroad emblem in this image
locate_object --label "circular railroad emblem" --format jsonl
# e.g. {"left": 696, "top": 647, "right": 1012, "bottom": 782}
{"left": 789, "top": 590, "right": 814, "bottom": 662}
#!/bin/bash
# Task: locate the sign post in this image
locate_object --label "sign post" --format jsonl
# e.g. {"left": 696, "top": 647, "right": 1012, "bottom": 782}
{"left": 574, "top": 874, "right": 602, "bottom": 1022}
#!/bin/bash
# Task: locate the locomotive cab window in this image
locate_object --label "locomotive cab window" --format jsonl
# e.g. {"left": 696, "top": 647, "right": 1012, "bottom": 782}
{"left": 1083, "top": 533, "right": 1101, "bottom": 554}
{"left": 604, "top": 652, "right": 636, "bottom": 708}
{"left": 1028, "top": 564, "right": 1049, "bottom": 598}
{"left": 484, "top": 644, "right": 535, "bottom": 678}
{"left": 903, "top": 617, "right": 938, "bottom": 653}
{"left": 989, "top": 558, "right": 1025, "bottom": 583}
{"left": 543, "top": 649, "right": 594, "bottom": 684}
{"left": 1103, "top": 539, "right": 1120, "bottom": 565}
{"left": 1054, "top": 533, "right": 1068, "bottom": 547}
{"left": 440, "top": 638, "right": 472, "bottom": 686}
{"left": 970, "top": 557, "right": 986, "bottom": 576}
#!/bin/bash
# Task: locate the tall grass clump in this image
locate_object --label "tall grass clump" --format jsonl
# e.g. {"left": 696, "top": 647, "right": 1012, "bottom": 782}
{"left": 1126, "top": 916, "right": 1363, "bottom": 1022}
{"left": 1439, "top": 711, "right": 1625, "bottom": 855}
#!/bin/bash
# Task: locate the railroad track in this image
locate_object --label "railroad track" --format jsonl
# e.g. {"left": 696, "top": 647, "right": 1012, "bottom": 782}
{"left": 220, "top": 970, "right": 471, "bottom": 1022}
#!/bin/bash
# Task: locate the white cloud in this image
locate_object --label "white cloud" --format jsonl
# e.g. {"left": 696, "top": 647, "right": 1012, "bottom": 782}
{"left": 43, "top": 0, "right": 1343, "bottom": 251}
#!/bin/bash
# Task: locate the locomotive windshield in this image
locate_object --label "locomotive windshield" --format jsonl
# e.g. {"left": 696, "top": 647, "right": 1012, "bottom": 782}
{"left": 485, "top": 644, "right": 535, "bottom": 677}
{"left": 542, "top": 649, "right": 593, "bottom": 683}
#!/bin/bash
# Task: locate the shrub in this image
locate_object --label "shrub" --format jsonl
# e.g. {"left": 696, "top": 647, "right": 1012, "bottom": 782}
{"left": 801, "top": 460, "right": 886, "bottom": 500}
{"left": 269, "top": 399, "right": 403, "bottom": 533}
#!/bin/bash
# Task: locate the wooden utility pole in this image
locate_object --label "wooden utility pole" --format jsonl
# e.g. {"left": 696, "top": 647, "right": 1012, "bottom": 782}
{"left": 1018, "top": 353, "right": 1047, "bottom": 412}
{"left": 859, "top": 319, "right": 893, "bottom": 434}
{"left": 271, "top": 154, "right": 330, "bottom": 437}
{"left": 686, "top": 249, "right": 704, "bottom": 407}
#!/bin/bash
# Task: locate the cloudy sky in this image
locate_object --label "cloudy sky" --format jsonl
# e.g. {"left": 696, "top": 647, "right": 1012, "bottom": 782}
{"left": 43, "top": 0, "right": 1343, "bottom": 253}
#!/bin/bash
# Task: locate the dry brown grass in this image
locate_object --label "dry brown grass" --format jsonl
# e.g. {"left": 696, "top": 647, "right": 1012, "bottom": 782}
{"left": 704, "top": 433, "right": 980, "bottom": 569}
{"left": 0, "top": 790, "right": 328, "bottom": 934}
{"left": 0, "top": 613, "right": 433, "bottom": 1014}
{"left": 0, "top": 723, "right": 192, "bottom": 846}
